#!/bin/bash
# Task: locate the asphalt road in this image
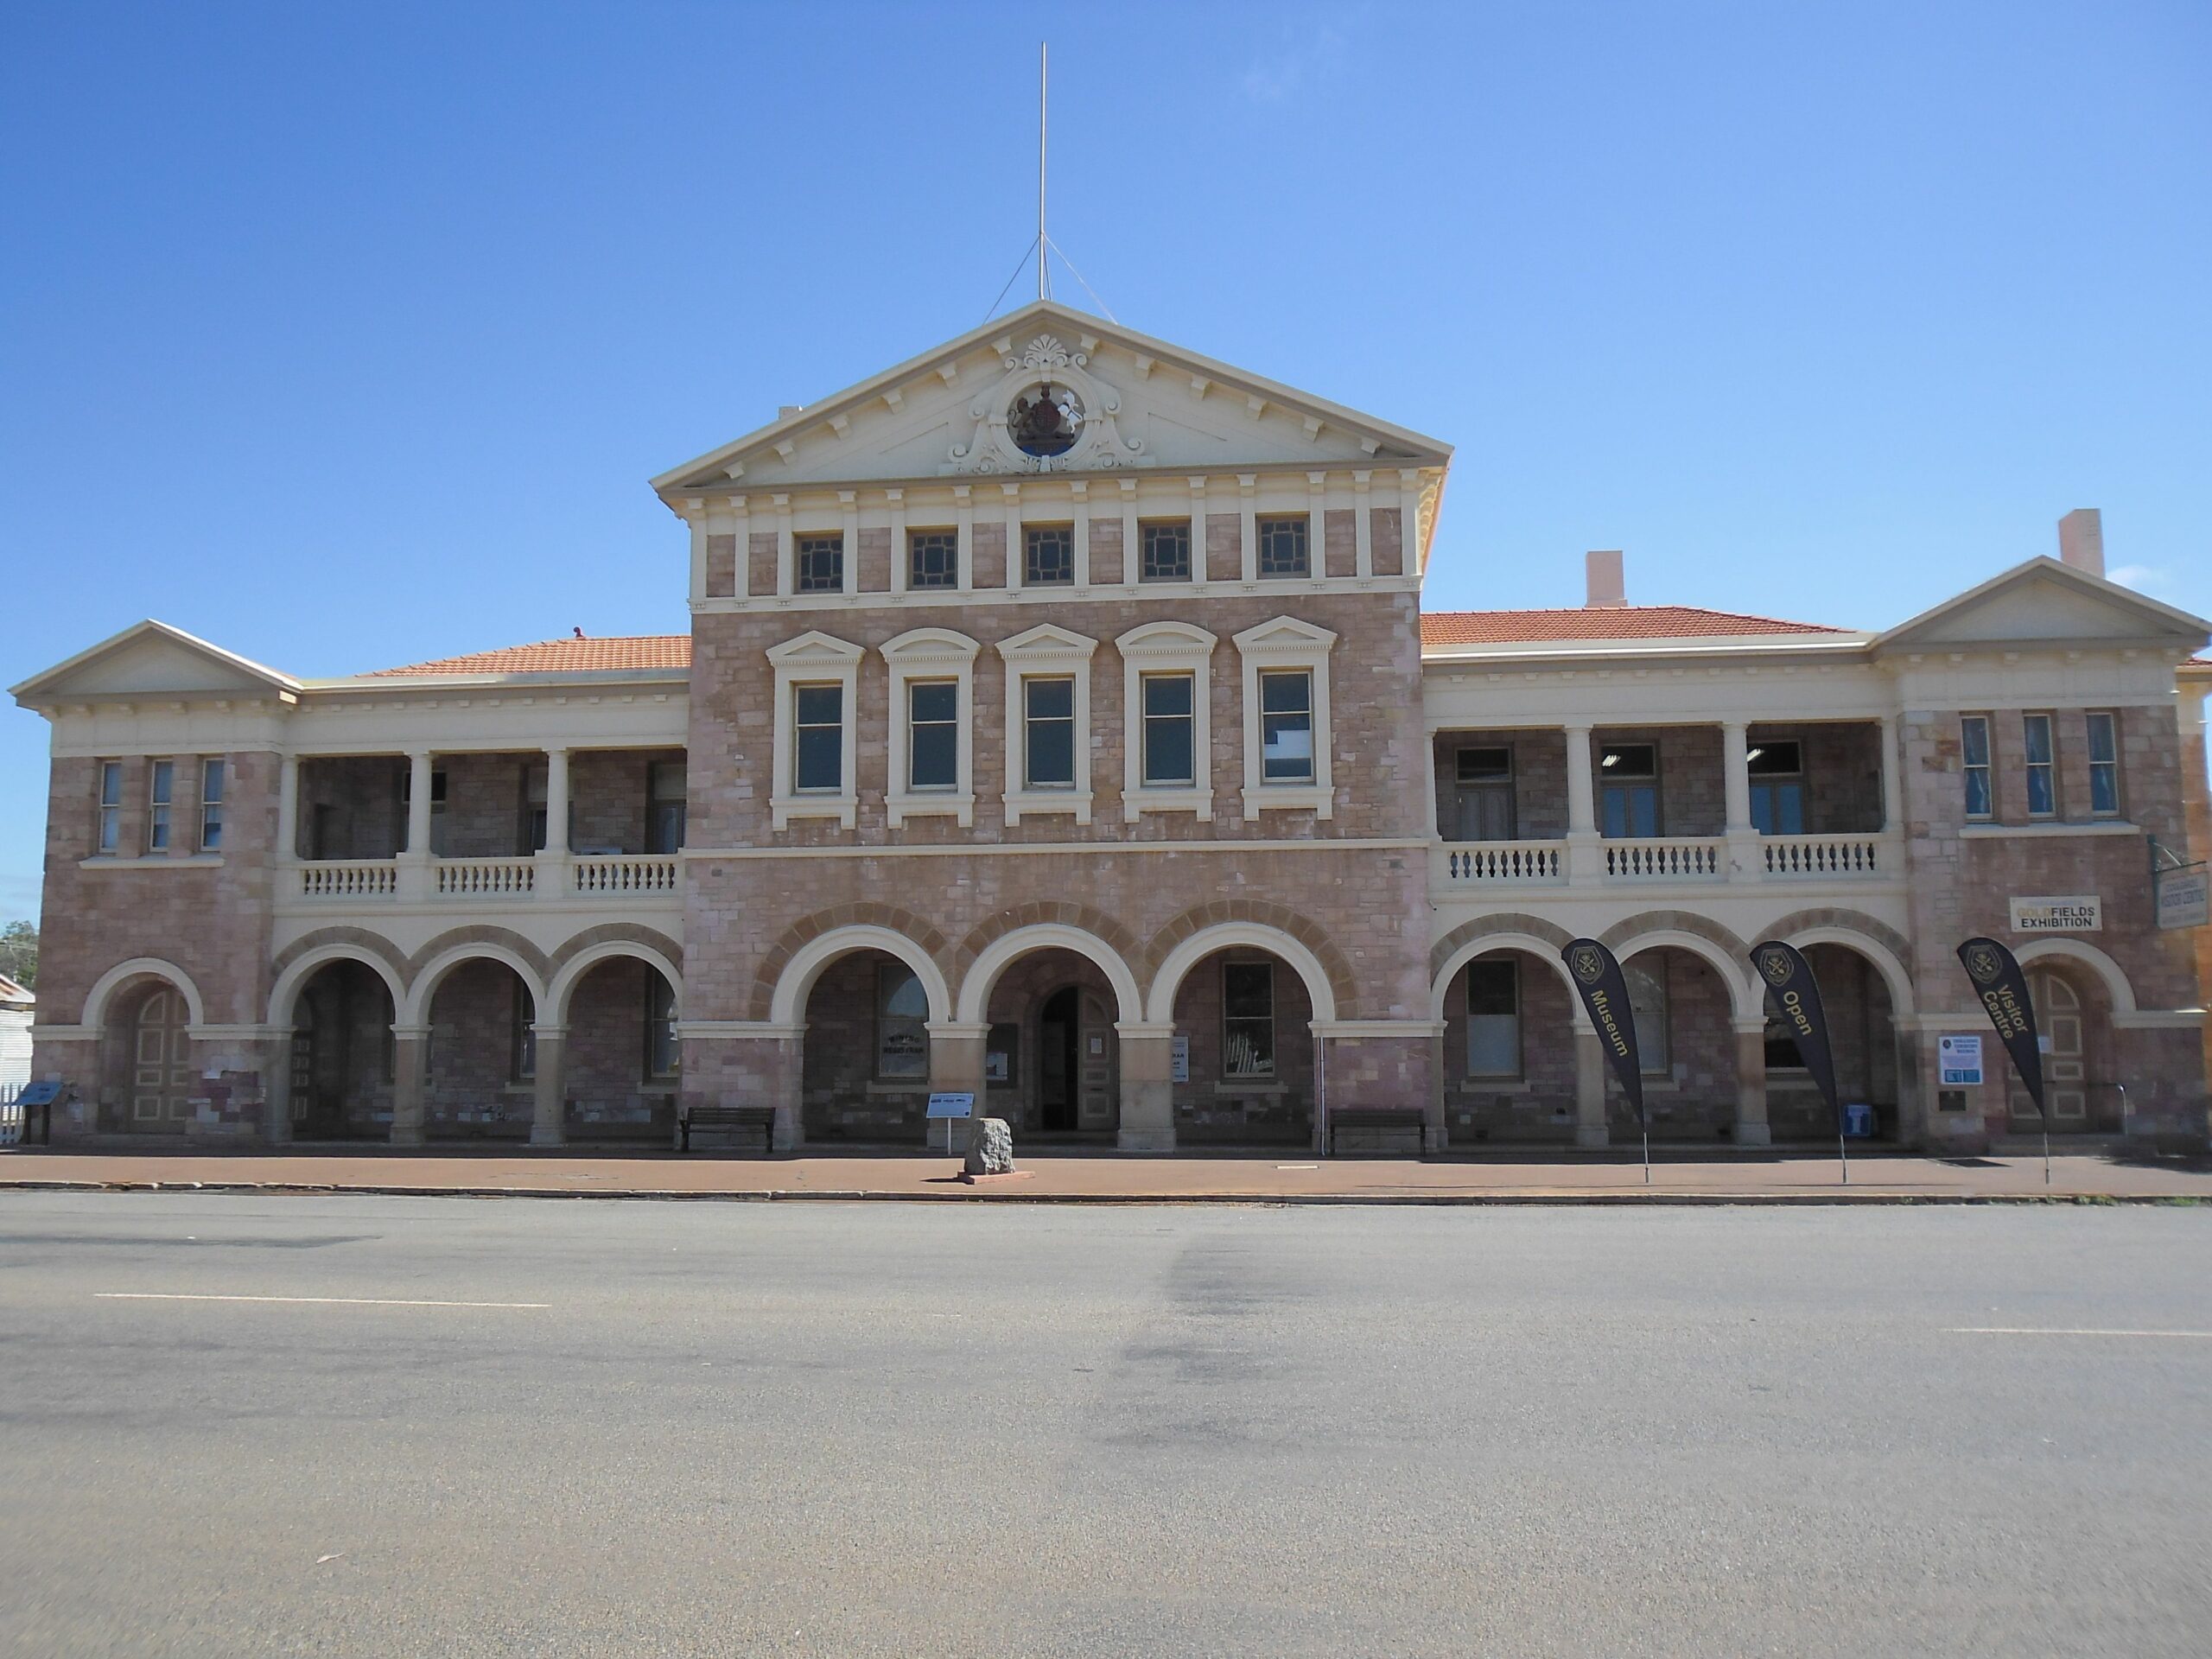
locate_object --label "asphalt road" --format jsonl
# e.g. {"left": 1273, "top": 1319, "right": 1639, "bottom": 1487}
{"left": 2, "top": 1196, "right": 2207, "bottom": 1658}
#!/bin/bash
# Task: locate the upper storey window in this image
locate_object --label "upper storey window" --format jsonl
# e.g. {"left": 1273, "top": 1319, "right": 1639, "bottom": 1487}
{"left": 1256, "top": 515, "right": 1310, "bottom": 578}
{"left": 1025, "top": 524, "right": 1075, "bottom": 586}
{"left": 796, "top": 534, "right": 843, "bottom": 594}
{"left": 1961, "top": 716, "right": 1993, "bottom": 820}
{"left": 96, "top": 761, "right": 122, "bottom": 854}
{"left": 2086, "top": 713, "right": 2121, "bottom": 816}
{"left": 1008, "top": 383, "right": 1084, "bottom": 457}
{"left": 1141, "top": 520, "right": 1192, "bottom": 582}
{"left": 908, "top": 530, "right": 958, "bottom": 590}
{"left": 2022, "top": 714, "right": 2056, "bottom": 817}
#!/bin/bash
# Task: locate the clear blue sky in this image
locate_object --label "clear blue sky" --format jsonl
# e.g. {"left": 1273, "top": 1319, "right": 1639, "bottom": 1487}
{"left": 4, "top": 1, "right": 2208, "bottom": 923}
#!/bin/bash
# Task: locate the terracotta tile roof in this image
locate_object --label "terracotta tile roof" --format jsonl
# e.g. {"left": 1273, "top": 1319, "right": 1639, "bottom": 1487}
{"left": 1420, "top": 605, "right": 1848, "bottom": 646}
{"left": 365, "top": 636, "right": 693, "bottom": 677}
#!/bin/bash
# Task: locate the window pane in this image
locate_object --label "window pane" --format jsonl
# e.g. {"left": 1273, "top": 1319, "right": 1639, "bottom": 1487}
{"left": 149, "top": 761, "right": 172, "bottom": 804}
{"left": 908, "top": 530, "right": 958, "bottom": 588}
{"left": 1750, "top": 781, "right": 1803, "bottom": 835}
{"left": 796, "top": 728, "right": 841, "bottom": 791}
{"left": 1600, "top": 743, "right": 1656, "bottom": 778}
{"left": 1964, "top": 767, "right": 1993, "bottom": 818}
{"left": 1143, "top": 698, "right": 1193, "bottom": 786}
{"left": 99, "top": 763, "right": 122, "bottom": 808}
{"left": 1141, "top": 521, "right": 1192, "bottom": 582}
{"left": 200, "top": 759, "right": 226, "bottom": 804}
{"left": 1223, "top": 962, "right": 1274, "bottom": 1019}
{"left": 1745, "top": 741, "right": 1801, "bottom": 776}
{"left": 1260, "top": 671, "right": 1313, "bottom": 783}
{"left": 1467, "top": 1015, "right": 1519, "bottom": 1077}
{"left": 2023, "top": 715, "right": 2053, "bottom": 766}
{"left": 1223, "top": 962, "right": 1275, "bottom": 1079}
{"left": 1025, "top": 677, "right": 1071, "bottom": 720}
{"left": 1260, "top": 670, "right": 1309, "bottom": 715}
{"left": 1961, "top": 717, "right": 1990, "bottom": 767}
{"left": 1625, "top": 961, "right": 1669, "bottom": 1073}
{"left": 910, "top": 679, "right": 958, "bottom": 790}
{"left": 2086, "top": 713, "right": 2117, "bottom": 766}
{"left": 796, "top": 534, "right": 843, "bottom": 593}
{"left": 1024, "top": 525, "right": 1074, "bottom": 585}
{"left": 1465, "top": 958, "right": 1516, "bottom": 1016}
{"left": 1143, "top": 674, "right": 1192, "bottom": 717}
{"left": 795, "top": 685, "right": 842, "bottom": 725}
{"left": 1456, "top": 747, "right": 1511, "bottom": 783}
{"left": 1256, "top": 515, "right": 1309, "bottom": 577}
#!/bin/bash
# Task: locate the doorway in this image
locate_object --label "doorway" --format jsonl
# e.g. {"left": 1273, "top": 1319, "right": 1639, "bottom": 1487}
{"left": 1039, "top": 986, "right": 1081, "bottom": 1132}
{"left": 131, "top": 988, "right": 194, "bottom": 1129}
{"left": 2021, "top": 970, "right": 2088, "bottom": 1126}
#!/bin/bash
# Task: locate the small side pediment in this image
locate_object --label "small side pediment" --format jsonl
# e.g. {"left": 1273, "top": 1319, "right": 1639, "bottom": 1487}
{"left": 1233, "top": 616, "right": 1339, "bottom": 655}
{"left": 10, "top": 620, "right": 299, "bottom": 708}
{"left": 997, "top": 622, "right": 1098, "bottom": 660}
{"left": 1877, "top": 558, "right": 2210, "bottom": 654}
{"left": 764, "top": 630, "right": 866, "bottom": 667}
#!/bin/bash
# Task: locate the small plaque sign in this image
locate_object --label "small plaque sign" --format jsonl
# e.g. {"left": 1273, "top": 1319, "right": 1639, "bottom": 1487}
{"left": 2156, "top": 865, "right": 2209, "bottom": 931}
{"left": 1170, "top": 1033, "right": 1190, "bottom": 1084}
{"left": 925, "top": 1091, "right": 975, "bottom": 1120}
{"left": 1937, "top": 1033, "right": 1983, "bottom": 1087}
{"left": 2009, "top": 895, "right": 2101, "bottom": 932}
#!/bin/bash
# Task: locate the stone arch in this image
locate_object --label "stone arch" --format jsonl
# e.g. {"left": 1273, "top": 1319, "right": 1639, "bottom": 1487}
{"left": 1145, "top": 900, "right": 1357, "bottom": 1021}
{"left": 2011, "top": 938, "right": 2138, "bottom": 1014}
{"left": 952, "top": 901, "right": 1147, "bottom": 987}
{"left": 747, "top": 904, "right": 950, "bottom": 1022}
{"left": 1601, "top": 912, "right": 1763, "bottom": 1022}
{"left": 1771, "top": 914, "right": 1918, "bottom": 1018}
{"left": 766, "top": 925, "right": 952, "bottom": 1027}
{"left": 1430, "top": 932, "right": 1584, "bottom": 1020}
{"left": 1144, "top": 921, "right": 1342, "bottom": 1027}
{"left": 399, "top": 929, "right": 551, "bottom": 1026}
{"left": 266, "top": 938, "right": 410, "bottom": 1028}
{"left": 82, "top": 957, "right": 206, "bottom": 1032}
{"left": 546, "top": 925, "right": 685, "bottom": 1024}
{"left": 955, "top": 923, "right": 1144, "bottom": 1025}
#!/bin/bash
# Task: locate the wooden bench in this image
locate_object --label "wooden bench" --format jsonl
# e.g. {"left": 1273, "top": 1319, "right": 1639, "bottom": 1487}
{"left": 1326, "top": 1105, "right": 1427, "bottom": 1158}
{"left": 676, "top": 1104, "right": 777, "bottom": 1155}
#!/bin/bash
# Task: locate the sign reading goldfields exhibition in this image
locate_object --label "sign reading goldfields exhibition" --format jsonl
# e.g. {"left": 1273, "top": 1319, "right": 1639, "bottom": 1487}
{"left": 2007, "top": 895, "right": 2101, "bottom": 932}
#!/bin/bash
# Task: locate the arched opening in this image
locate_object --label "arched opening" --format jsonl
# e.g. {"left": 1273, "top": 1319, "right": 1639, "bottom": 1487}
{"left": 1439, "top": 947, "right": 1579, "bottom": 1145}
{"left": 1764, "top": 942, "right": 1901, "bottom": 1141}
{"left": 803, "top": 948, "right": 934, "bottom": 1143}
{"left": 2015, "top": 963, "right": 2117, "bottom": 1133}
{"left": 979, "top": 948, "right": 1120, "bottom": 1140}
{"left": 559, "top": 955, "right": 682, "bottom": 1142}
{"left": 97, "top": 981, "right": 195, "bottom": 1134}
{"left": 1612, "top": 945, "right": 1740, "bottom": 1142}
{"left": 1169, "top": 947, "right": 1316, "bottom": 1147}
{"left": 422, "top": 957, "right": 541, "bottom": 1141}
{"left": 288, "top": 959, "right": 397, "bottom": 1140}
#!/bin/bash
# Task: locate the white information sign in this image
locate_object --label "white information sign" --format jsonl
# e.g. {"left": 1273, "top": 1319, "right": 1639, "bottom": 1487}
{"left": 925, "top": 1092, "right": 975, "bottom": 1120}
{"left": 1937, "top": 1033, "right": 1984, "bottom": 1087}
{"left": 1171, "top": 1034, "right": 1191, "bottom": 1084}
{"left": 2156, "top": 865, "right": 2209, "bottom": 931}
{"left": 2008, "top": 894, "right": 2101, "bottom": 932}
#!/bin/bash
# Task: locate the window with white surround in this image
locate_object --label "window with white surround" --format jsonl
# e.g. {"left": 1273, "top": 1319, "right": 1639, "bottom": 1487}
{"left": 96, "top": 761, "right": 122, "bottom": 854}
{"left": 996, "top": 624, "right": 1096, "bottom": 824}
{"left": 766, "top": 632, "right": 863, "bottom": 829}
{"left": 1231, "top": 617, "right": 1336, "bottom": 817}
{"left": 795, "top": 533, "right": 843, "bottom": 594}
{"left": 1116, "top": 621, "right": 1216, "bottom": 821}
{"left": 147, "top": 760, "right": 174, "bottom": 852}
{"left": 880, "top": 627, "right": 980, "bottom": 828}
{"left": 199, "top": 759, "right": 226, "bottom": 851}
{"left": 1961, "top": 715, "right": 1993, "bottom": 820}
{"left": 1024, "top": 524, "right": 1076, "bottom": 586}
{"left": 2023, "top": 713, "right": 2056, "bottom": 817}
{"left": 1140, "top": 519, "right": 1192, "bottom": 582}
{"left": 908, "top": 529, "right": 959, "bottom": 590}
{"left": 2086, "top": 712, "right": 2120, "bottom": 816}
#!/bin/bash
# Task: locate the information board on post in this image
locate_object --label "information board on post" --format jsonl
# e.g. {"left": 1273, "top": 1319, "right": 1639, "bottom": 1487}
{"left": 926, "top": 1090, "right": 975, "bottom": 1154}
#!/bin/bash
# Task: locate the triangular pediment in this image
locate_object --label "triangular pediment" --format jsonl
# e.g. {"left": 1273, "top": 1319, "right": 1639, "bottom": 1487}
{"left": 764, "top": 630, "right": 866, "bottom": 666}
{"left": 10, "top": 620, "right": 300, "bottom": 707}
{"left": 1876, "top": 558, "right": 2210, "bottom": 654}
{"left": 652, "top": 300, "right": 1451, "bottom": 495}
{"left": 1233, "top": 616, "right": 1340, "bottom": 653}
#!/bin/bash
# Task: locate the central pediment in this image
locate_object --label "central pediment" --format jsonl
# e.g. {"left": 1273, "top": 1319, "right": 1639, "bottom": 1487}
{"left": 652, "top": 300, "right": 1450, "bottom": 498}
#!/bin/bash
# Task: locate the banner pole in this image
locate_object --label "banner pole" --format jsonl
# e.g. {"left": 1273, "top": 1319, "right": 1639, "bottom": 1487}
{"left": 2044, "top": 1119, "right": 2051, "bottom": 1187}
{"left": 1838, "top": 1109, "right": 1849, "bottom": 1186}
{"left": 1641, "top": 1118, "right": 1650, "bottom": 1185}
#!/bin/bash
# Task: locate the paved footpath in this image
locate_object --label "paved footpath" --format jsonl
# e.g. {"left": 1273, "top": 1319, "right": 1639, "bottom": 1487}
{"left": 3, "top": 1144, "right": 2209, "bottom": 1202}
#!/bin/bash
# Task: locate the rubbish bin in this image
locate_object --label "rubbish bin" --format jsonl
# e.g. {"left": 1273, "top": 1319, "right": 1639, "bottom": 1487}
{"left": 1842, "top": 1103, "right": 1876, "bottom": 1138}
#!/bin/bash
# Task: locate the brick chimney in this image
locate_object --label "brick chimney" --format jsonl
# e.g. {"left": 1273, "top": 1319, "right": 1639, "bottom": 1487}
{"left": 1586, "top": 550, "right": 1626, "bottom": 608}
{"left": 2057, "top": 509, "right": 2104, "bottom": 578}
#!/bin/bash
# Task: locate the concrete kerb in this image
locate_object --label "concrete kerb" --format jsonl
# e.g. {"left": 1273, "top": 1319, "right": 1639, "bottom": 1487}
{"left": 0, "top": 1178, "right": 2202, "bottom": 1207}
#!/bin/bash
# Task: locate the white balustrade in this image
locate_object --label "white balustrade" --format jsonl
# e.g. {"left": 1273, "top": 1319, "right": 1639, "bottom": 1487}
{"left": 435, "top": 857, "right": 537, "bottom": 897}
{"left": 1438, "top": 841, "right": 1566, "bottom": 883}
{"left": 1603, "top": 838, "right": 1725, "bottom": 880}
{"left": 1760, "top": 834, "right": 1885, "bottom": 878}
{"left": 573, "top": 855, "right": 680, "bottom": 894}
{"left": 298, "top": 861, "right": 398, "bottom": 899}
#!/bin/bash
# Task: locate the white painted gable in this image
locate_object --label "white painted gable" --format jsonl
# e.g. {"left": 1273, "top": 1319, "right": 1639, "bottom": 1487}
{"left": 652, "top": 300, "right": 1449, "bottom": 496}
{"left": 10, "top": 621, "right": 299, "bottom": 706}
{"left": 1878, "top": 559, "right": 2209, "bottom": 652}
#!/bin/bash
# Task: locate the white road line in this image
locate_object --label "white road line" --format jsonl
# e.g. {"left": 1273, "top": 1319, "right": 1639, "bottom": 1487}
{"left": 96, "top": 1293, "right": 550, "bottom": 1310}
{"left": 1947, "top": 1327, "right": 2212, "bottom": 1338}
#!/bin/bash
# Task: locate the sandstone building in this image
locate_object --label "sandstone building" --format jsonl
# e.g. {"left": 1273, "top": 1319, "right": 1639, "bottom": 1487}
{"left": 13, "top": 302, "right": 2210, "bottom": 1153}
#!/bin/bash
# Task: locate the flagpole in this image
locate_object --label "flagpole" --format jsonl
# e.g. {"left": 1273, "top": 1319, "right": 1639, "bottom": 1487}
{"left": 1036, "top": 41, "right": 1048, "bottom": 302}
